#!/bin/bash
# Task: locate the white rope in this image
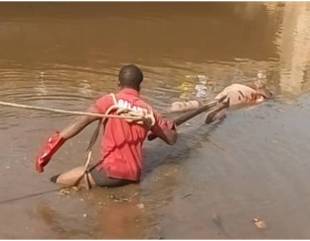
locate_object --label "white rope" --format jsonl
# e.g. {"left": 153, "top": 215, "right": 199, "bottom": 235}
{"left": 0, "top": 100, "right": 143, "bottom": 121}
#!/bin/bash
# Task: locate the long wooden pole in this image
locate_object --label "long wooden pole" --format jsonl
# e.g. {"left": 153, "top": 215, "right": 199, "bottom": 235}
{"left": 174, "top": 100, "right": 217, "bottom": 126}
{"left": 147, "top": 95, "right": 227, "bottom": 141}
{"left": 174, "top": 95, "right": 227, "bottom": 126}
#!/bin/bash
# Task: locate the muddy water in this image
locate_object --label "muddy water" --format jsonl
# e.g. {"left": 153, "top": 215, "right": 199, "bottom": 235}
{"left": 1, "top": 2, "right": 310, "bottom": 238}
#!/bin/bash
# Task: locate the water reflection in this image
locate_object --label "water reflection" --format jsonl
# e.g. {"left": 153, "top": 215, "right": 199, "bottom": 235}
{"left": 275, "top": 3, "right": 310, "bottom": 96}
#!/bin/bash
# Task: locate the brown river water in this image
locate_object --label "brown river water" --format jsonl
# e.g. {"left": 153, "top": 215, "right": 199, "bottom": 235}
{"left": 1, "top": 2, "right": 310, "bottom": 239}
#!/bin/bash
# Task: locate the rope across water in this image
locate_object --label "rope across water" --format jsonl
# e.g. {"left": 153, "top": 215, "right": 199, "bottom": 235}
{"left": 0, "top": 100, "right": 151, "bottom": 189}
{"left": 0, "top": 100, "right": 144, "bottom": 121}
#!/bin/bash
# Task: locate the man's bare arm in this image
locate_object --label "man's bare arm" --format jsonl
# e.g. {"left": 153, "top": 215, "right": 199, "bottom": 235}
{"left": 149, "top": 118, "right": 178, "bottom": 145}
{"left": 60, "top": 104, "right": 101, "bottom": 140}
{"left": 35, "top": 104, "right": 102, "bottom": 173}
{"left": 158, "top": 128, "right": 177, "bottom": 145}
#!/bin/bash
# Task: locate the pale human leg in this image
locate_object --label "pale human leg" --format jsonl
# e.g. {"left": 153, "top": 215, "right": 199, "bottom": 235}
{"left": 51, "top": 166, "right": 134, "bottom": 188}
{"left": 50, "top": 166, "right": 96, "bottom": 188}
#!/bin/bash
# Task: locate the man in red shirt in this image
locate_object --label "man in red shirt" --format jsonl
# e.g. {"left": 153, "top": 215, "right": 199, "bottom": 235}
{"left": 35, "top": 65, "right": 177, "bottom": 188}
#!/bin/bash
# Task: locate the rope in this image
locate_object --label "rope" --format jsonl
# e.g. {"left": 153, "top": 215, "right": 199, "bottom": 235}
{"left": 0, "top": 99, "right": 150, "bottom": 189}
{"left": 0, "top": 101, "right": 143, "bottom": 121}
{"left": 71, "top": 104, "right": 117, "bottom": 189}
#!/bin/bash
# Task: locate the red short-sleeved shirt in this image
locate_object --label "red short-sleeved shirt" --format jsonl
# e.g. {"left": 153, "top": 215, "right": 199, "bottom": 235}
{"left": 95, "top": 88, "right": 169, "bottom": 181}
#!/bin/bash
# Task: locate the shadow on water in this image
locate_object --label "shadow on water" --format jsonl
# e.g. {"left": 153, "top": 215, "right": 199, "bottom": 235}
{"left": 143, "top": 116, "right": 223, "bottom": 176}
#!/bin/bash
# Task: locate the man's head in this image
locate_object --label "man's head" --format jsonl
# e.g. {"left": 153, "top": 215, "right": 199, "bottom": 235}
{"left": 118, "top": 64, "right": 144, "bottom": 91}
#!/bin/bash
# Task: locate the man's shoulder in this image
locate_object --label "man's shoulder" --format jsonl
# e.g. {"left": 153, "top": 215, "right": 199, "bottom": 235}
{"left": 116, "top": 91, "right": 152, "bottom": 108}
{"left": 96, "top": 93, "right": 115, "bottom": 103}
{"left": 136, "top": 96, "right": 153, "bottom": 109}
{"left": 95, "top": 93, "right": 116, "bottom": 112}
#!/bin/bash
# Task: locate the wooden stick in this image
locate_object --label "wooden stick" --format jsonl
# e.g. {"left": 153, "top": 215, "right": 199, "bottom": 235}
{"left": 147, "top": 96, "right": 227, "bottom": 141}
{"left": 0, "top": 101, "right": 142, "bottom": 120}
{"left": 174, "top": 100, "right": 217, "bottom": 126}
{"left": 174, "top": 95, "right": 227, "bottom": 126}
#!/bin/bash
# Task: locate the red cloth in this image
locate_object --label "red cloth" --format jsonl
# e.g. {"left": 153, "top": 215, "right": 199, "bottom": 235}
{"left": 35, "top": 132, "right": 65, "bottom": 173}
{"left": 95, "top": 88, "right": 172, "bottom": 181}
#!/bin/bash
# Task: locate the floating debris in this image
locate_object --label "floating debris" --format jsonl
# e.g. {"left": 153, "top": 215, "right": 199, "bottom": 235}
{"left": 252, "top": 217, "right": 267, "bottom": 229}
{"left": 109, "top": 194, "right": 131, "bottom": 202}
{"left": 182, "top": 193, "right": 192, "bottom": 199}
{"left": 257, "top": 70, "right": 267, "bottom": 80}
{"left": 131, "top": 192, "right": 139, "bottom": 198}
{"left": 137, "top": 203, "right": 145, "bottom": 209}
{"left": 109, "top": 194, "right": 118, "bottom": 201}
{"left": 59, "top": 188, "right": 71, "bottom": 195}
{"left": 83, "top": 213, "right": 88, "bottom": 218}
{"left": 185, "top": 74, "right": 208, "bottom": 83}
{"left": 212, "top": 213, "right": 231, "bottom": 238}
{"left": 72, "top": 186, "right": 80, "bottom": 192}
{"left": 58, "top": 186, "right": 81, "bottom": 195}
{"left": 212, "top": 213, "right": 222, "bottom": 227}
{"left": 195, "top": 84, "right": 208, "bottom": 98}
{"left": 197, "top": 74, "right": 207, "bottom": 82}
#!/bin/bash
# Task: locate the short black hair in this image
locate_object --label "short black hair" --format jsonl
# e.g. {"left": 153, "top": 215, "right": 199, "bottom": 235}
{"left": 119, "top": 64, "right": 143, "bottom": 90}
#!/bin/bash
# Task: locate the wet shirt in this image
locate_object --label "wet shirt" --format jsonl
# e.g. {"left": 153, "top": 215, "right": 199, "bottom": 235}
{"left": 215, "top": 84, "right": 264, "bottom": 107}
{"left": 95, "top": 88, "right": 168, "bottom": 181}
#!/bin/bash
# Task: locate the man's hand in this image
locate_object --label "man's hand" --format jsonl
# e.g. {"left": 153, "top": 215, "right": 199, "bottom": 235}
{"left": 116, "top": 108, "right": 155, "bottom": 129}
{"left": 35, "top": 132, "right": 65, "bottom": 173}
{"left": 148, "top": 118, "right": 176, "bottom": 143}
{"left": 142, "top": 114, "right": 155, "bottom": 130}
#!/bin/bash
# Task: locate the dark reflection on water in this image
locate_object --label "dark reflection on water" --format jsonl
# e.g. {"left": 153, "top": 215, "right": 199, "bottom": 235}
{"left": 1, "top": 2, "right": 310, "bottom": 238}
